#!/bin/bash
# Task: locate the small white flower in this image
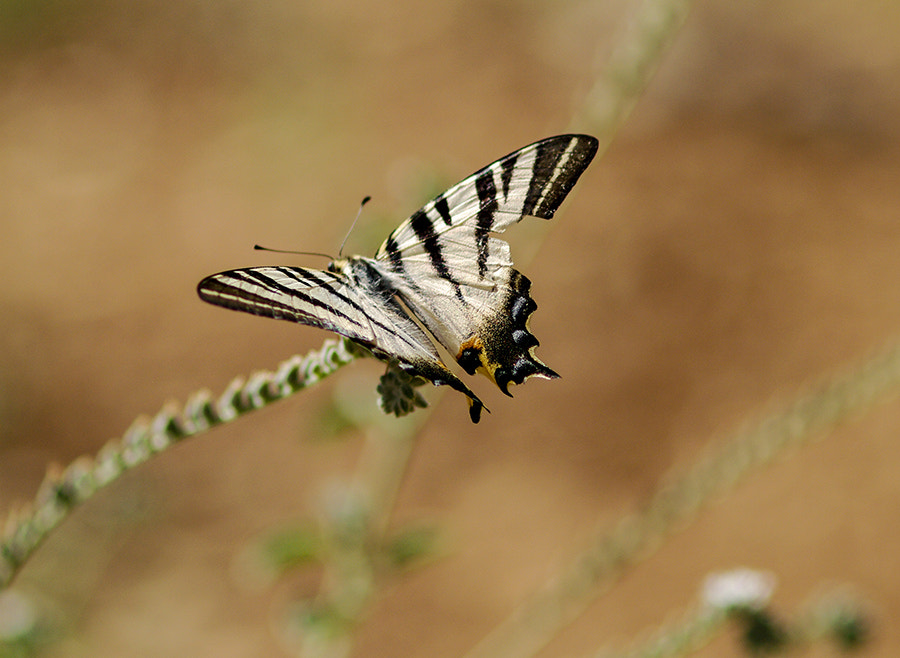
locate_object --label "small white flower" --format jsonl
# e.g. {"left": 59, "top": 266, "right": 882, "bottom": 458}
{"left": 702, "top": 568, "right": 777, "bottom": 611}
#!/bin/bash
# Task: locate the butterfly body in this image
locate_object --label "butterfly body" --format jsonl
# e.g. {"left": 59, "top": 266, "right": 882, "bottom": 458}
{"left": 199, "top": 134, "right": 598, "bottom": 422}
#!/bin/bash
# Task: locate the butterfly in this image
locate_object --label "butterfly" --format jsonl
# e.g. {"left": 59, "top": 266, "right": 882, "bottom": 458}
{"left": 198, "top": 134, "right": 598, "bottom": 422}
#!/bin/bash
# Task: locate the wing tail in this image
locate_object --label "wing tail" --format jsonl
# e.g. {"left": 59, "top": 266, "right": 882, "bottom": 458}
{"left": 395, "top": 358, "right": 487, "bottom": 423}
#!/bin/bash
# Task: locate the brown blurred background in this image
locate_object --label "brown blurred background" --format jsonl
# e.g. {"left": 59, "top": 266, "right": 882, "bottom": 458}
{"left": 2, "top": 0, "right": 900, "bottom": 656}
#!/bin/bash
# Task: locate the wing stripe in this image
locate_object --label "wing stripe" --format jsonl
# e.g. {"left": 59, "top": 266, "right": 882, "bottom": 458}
{"left": 410, "top": 210, "right": 451, "bottom": 279}
{"left": 261, "top": 268, "right": 422, "bottom": 342}
{"left": 409, "top": 208, "right": 467, "bottom": 301}
{"left": 535, "top": 137, "right": 579, "bottom": 217}
{"left": 382, "top": 235, "right": 404, "bottom": 273}
{"left": 474, "top": 169, "right": 498, "bottom": 278}
{"left": 434, "top": 195, "right": 453, "bottom": 226}
{"left": 269, "top": 267, "right": 350, "bottom": 303}
{"left": 201, "top": 274, "right": 301, "bottom": 317}
{"left": 233, "top": 269, "right": 370, "bottom": 333}
{"left": 499, "top": 151, "right": 517, "bottom": 200}
{"left": 521, "top": 139, "right": 555, "bottom": 218}
{"left": 380, "top": 235, "right": 430, "bottom": 301}
{"left": 524, "top": 136, "right": 595, "bottom": 219}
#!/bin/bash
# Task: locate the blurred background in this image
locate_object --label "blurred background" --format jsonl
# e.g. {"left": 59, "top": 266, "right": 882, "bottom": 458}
{"left": 1, "top": 0, "right": 900, "bottom": 656}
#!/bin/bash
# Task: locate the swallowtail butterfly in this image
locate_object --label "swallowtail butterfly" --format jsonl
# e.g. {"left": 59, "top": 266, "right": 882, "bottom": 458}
{"left": 198, "top": 134, "right": 598, "bottom": 422}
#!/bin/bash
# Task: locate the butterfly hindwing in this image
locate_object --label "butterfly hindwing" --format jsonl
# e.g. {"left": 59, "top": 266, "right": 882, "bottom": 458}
{"left": 198, "top": 134, "right": 598, "bottom": 422}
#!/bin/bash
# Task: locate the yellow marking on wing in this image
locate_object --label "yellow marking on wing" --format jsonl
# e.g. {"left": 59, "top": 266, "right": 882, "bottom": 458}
{"left": 457, "top": 334, "right": 501, "bottom": 385}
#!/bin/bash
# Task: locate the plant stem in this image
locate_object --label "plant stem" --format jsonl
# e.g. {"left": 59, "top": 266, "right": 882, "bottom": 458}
{"left": 0, "top": 338, "right": 359, "bottom": 590}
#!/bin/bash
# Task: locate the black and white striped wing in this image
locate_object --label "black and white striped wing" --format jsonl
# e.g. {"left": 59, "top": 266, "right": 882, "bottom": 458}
{"left": 196, "top": 264, "right": 455, "bottom": 361}
{"left": 197, "top": 265, "right": 487, "bottom": 421}
{"left": 198, "top": 267, "right": 374, "bottom": 340}
{"left": 372, "top": 134, "right": 598, "bottom": 394}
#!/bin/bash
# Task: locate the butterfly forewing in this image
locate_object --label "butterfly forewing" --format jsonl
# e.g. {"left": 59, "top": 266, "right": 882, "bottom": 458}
{"left": 375, "top": 134, "right": 598, "bottom": 259}
{"left": 198, "top": 265, "right": 441, "bottom": 359}
{"left": 199, "top": 266, "right": 374, "bottom": 342}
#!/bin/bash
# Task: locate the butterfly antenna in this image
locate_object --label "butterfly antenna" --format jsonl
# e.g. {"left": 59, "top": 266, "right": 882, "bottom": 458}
{"left": 253, "top": 245, "right": 334, "bottom": 260}
{"left": 338, "top": 196, "right": 372, "bottom": 258}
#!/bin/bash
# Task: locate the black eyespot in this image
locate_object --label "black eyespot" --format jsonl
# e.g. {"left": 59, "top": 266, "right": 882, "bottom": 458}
{"left": 458, "top": 346, "right": 482, "bottom": 376}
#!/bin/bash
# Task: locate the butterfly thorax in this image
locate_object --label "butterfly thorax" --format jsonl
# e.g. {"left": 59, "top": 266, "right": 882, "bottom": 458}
{"left": 337, "top": 257, "right": 392, "bottom": 298}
